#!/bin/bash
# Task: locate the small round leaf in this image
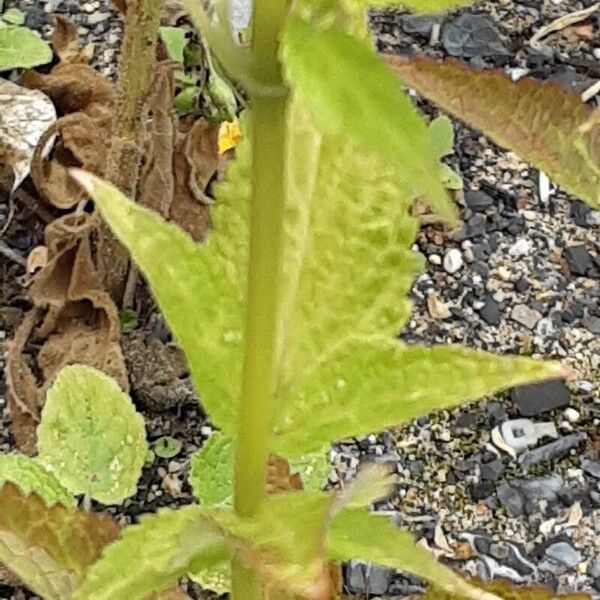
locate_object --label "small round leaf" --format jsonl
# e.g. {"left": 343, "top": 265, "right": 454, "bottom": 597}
{"left": 37, "top": 365, "right": 147, "bottom": 505}
{"left": 153, "top": 437, "right": 182, "bottom": 459}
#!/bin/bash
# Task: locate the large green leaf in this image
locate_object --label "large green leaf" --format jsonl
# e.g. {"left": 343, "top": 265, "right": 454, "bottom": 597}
{"left": 71, "top": 132, "right": 250, "bottom": 433}
{"left": 37, "top": 365, "right": 147, "bottom": 505}
{"left": 0, "top": 483, "right": 119, "bottom": 600}
{"left": 0, "top": 26, "right": 52, "bottom": 71}
{"left": 388, "top": 55, "right": 600, "bottom": 210}
{"left": 274, "top": 341, "right": 565, "bottom": 456}
{"left": 71, "top": 506, "right": 229, "bottom": 600}
{"left": 282, "top": 16, "right": 456, "bottom": 222}
{"left": 328, "top": 508, "right": 500, "bottom": 600}
{"left": 74, "top": 491, "right": 337, "bottom": 600}
{"left": 0, "top": 455, "right": 74, "bottom": 508}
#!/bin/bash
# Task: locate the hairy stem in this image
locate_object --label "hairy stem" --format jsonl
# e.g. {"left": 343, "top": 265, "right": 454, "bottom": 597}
{"left": 98, "top": 0, "right": 161, "bottom": 301}
{"left": 231, "top": 1, "right": 289, "bottom": 598}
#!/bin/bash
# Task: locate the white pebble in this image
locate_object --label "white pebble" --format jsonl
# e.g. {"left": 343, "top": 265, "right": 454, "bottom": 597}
{"left": 444, "top": 248, "right": 463, "bottom": 274}
{"left": 564, "top": 408, "right": 580, "bottom": 423}
{"left": 429, "top": 254, "right": 442, "bottom": 266}
{"left": 509, "top": 238, "right": 531, "bottom": 258}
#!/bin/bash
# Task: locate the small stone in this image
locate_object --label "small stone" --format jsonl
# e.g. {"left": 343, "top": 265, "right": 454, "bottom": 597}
{"left": 514, "top": 277, "right": 530, "bottom": 293}
{"left": 582, "top": 459, "right": 600, "bottom": 479}
{"left": 480, "top": 459, "right": 504, "bottom": 482}
{"left": 480, "top": 297, "right": 501, "bottom": 325}
{"left": 497, "top": 483, "right": 525, "bottom": 516}
{"left": 518, "top": 433, "right": 587, "bottom": 468}
{"left": 428, "top": 254, "right": 442, "bottom": 266}
{"left": 346, "top": 561, "right": 393, "bottom": 595}
{"left": 443, "top": 248, "right": 463, "bottom": 274}
{"left": 545, "top": 542, "right": 582, "bottom": 568}
{"left": 512, "top": 380, "right": 571, "bottom": 416}
{"left": 510, "top": 304, "right": 541, "bottom": 329}
{"left": 471, "top": 481, "right": 495, "bottom": 501}
{"left": 563, "top": 408, "right": 580, "bottom": 423}
{"left": 442, "top": 13, "right": 507, "bottom": 58}
{"left": 583, "top": 315, "right": 600, "bottom": 334}
{"left": 465, "top": 214, "right": 486, "bottom": 238}
{"left": 564, "top": 245, "right": 591, "bottom": 276}
{"left": 570, "top": 200, "right": 591, "bottom": 227}
{"left": 509, "top": 238, "right": 531, "bottom": 258}
{"left": 535, "top": 317, "right": 554, "bottom": 339}
{"left": 401, "top": 15, "right": 440, "bottom": 37}
{"left": 465, "top": 190, "right": 494, "bottom": 211}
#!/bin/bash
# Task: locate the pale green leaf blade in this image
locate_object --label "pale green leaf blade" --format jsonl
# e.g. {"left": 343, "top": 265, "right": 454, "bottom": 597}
{"left": 71, "top": 133, "right": 250, "bottom": 432}
{"left": 275, "top": 341, "right": 565, "bottom": 456}
{"left": 0, "top": 455, "right": 74, "bottom": 508}
{"left": 388, "top": 55, "right": 600, "bottom": 209}
{"left": 289, "top": 451, "right": 330, "bottom": 491}
{"left": 0, "top": 483, "right": 119, "bottom": 600}
{"left": 0, "top": 26, "right": 52, "bottom": 71}
{"left": 278, "top": 119, "right": 424, "bottom": 394}
{"left": 328, "top": 508, "right": 500, "bottom": 600}
{"left": 440, "top": 163, "right": 463, "bottom": 190}
{"left": 189, "top": 433, "right": 234, "bottom": 506}
{"left": 71, "top": 506, "right": 230, "bottom": 600}
{"left": 429, "top": 115, "right": 454, "bottom": 158}
{"left": 159, "top": 26, "right": 187, "bottom": 62}
{"left": 282, "top": 17, "right": 456, "bottom": 222}
{"left": 37, "top": 365, "right": 147, "bottom": 504}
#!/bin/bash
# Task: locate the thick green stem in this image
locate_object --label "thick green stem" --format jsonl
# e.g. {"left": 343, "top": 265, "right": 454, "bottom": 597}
{"left": 231, "top": 1, "right": 289, "bottom": 599}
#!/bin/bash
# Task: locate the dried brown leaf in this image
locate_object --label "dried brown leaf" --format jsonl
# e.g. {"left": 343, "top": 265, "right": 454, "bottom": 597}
{"left": 0, "top": 483, "right": 119, "bottom": 600}
{"left": 31, "top": 113, "right": 108, "bottom": 209}
{"left": 51, "top": 16, "right": 92, "bottom": 64}
{"left": 387, "top": 55, "right": 600, "bottom": 210}
{"left": 6, "top": 214, "right": 127, "bottom": 452}
{"left": 184, "top": 118, "right": 220, "bottom": 204}
{"left": 139, "top": 63, "right": 177, "bottom": 217}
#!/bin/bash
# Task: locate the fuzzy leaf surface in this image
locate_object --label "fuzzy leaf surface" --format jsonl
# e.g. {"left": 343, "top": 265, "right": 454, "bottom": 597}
{"left": 0, "top": 455, "right": 74, "bottom": 508}
{"left": 0, "top": 26, "right": 52, "bottom": 70}
{"left": 282, "top": 16, "right": 455, "bottom": 221}
{"left": 71, "top": 506, "right": 229, "bottom": 600}
{"left": 0, "top": 483, "right": 119, "bottom": 600}
{"left": 37, "top": 365, "right": 147, "bottom": 504}
{"left": 388, "top": 56, "right": 600, "bottom": 209}
{"left": 328, "top": 508, "right": 500, "bottom": 600}
{"left": 274, "top": 342, "right": 565, "bottom": 456}
{"left": 71, "top": 133, "right": 250, "bottom": 433}
{"left": 74, "top": 492, "right": 335, "bottom": 600}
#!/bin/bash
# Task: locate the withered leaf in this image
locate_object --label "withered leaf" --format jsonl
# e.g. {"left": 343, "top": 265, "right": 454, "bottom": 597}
{"left": 51, "top": 15, "right": 93, "bottom": 65}
{"left": 0, "top": 483, "right": 120, "bottom": 600}
{"left": 0, "top": 79, "right": 56, "bottom": 192}
{"left": 184, "top": 118, "right": 221, "bottom": 204}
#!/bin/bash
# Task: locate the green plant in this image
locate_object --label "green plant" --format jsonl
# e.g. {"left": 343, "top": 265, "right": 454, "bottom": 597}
{"left": 0, "top": 6, "right": 52, "bottom": 71}
{"left": 1, "top": 0, "right": 598, "bottom": 598}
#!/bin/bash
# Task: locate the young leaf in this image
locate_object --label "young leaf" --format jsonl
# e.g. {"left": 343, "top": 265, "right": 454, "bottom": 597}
{"left": 190, "top": 433, "right": 234, "bottom": 506}
{"left": 328, "top": 508, "right": 500, "bottom": 600}
{"left": 71, "top": 131, "right": 250, "bottom": 433}
{"left": 71, "top": 506, "right": 230, "bottom": 600}
{"left": 37, "top": 365, "right": 147, "bottom": 505}
{"left": 429, "top": 115, "right": 454, "bottom": 158}
{"left": 388, "top": 55, "right": 600, "bottom": 209}
{"left": 159, "top": 26, "right": 187, "bottom": 63}
{"left": 0, "top": 455, "right": 74, "bottom": 508}
{"left": 282, "top": 16, "right": 456, "bottom": 222}
{"left": 2, "top": 8, "right": 25, "bottom": 25}
{"left": 0, "top": 483, "right": 119, "bottom": 600}
{"left": 274, "top": 341, "right": 565, "bottom": 456}
{"left": 0, "top": 26, "right": 52, "bottom": 70}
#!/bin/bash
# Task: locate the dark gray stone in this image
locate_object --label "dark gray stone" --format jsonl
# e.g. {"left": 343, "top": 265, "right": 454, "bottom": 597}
{"left": 480, "top": 297, "right": 501, "bottom": 326}
{"left": 583, "top": 315, "right": 600, "bottom": 334}
{"left": 511, "top": 380, "right": 571, "bottom": 416}
{"left": 442, "top": 14, "right": 508, "bottom": 58}
{"left": 497, "top": 482, "right": 525, "bottom": 516}
{"left": 346, "top": 561, "right": 393, "bottom": 595}
{"left": 401, "top": 15, "right": 441, "bottom": 37}
{"left": 544, "top": 542, "right": 582, "bottom": 568}
{"left": 465, "top": 214, "right": 487, "bottom": 238}
{"left": 582, "top": 459, "right": 600, "bottom": 479}
{"left": 564, "top": 245, "right": 592, "bottom": 276}
{"left": 498, "top": 475, "right": 564, "bottom": 516}
{"left": 518, "top": 433, "right": 587, "bottom": 468}
{"left": 480, "top": 459, "right": 504, "bottom": 481}
{"left": 465, "top": 190, "right": 494, "bottom": 211}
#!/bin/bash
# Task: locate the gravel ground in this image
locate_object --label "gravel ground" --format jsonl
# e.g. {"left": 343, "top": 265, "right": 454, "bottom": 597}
{"left": 0, "top": 0, "right": 599, "bottom": 598}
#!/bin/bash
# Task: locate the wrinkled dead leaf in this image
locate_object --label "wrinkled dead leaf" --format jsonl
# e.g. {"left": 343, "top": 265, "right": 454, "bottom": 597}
{"left": 0, "top": 79, "right": 56, "bottom": 192}
{"left": 31, "top": 113, "right": 108, "bottom": 209}
{"left": 26, "top": 245, "right": 48, "bottom": 274}
{"left": 427, "top": 294, "right": 452, "bottom": 320}
{"left": 6, "top": 214, "right": 127, "bottom": 454}
{"left": 267, "top": 455, "right": 304, "bottom": 495}
{"left": 139, "top": 63, "right": 177, "bottom": 217}
{"left": 52, "top": 15, "right": 94, "bottom": 64}
{"left": 184, "top": 117, "right": 221, "bottom": 204}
